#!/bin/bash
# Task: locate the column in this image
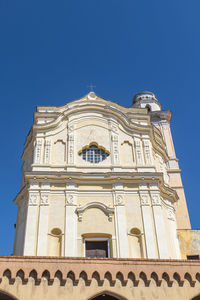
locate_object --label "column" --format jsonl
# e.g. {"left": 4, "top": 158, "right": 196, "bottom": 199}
{"left": 139, "top": 183, "right": 157, "bottom": 258}
{"left": 113, "top": 183, "right": 129, "bottom": 258}
{"left": 150, "top": 183, "right": 169, "bottom": 259}
{"left": 37, "top": 182, "right": 50, "bottom": 256}
{"left": 64, "top": 182, "right": 77, "bottom": 257}
{"left": 23, "top": 182, "right": 39, "bottom": 255}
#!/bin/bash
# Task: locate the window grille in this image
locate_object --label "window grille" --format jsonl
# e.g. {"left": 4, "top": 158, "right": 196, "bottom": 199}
{"left": 79, "top": 145, "right": 109, "bottom": 163}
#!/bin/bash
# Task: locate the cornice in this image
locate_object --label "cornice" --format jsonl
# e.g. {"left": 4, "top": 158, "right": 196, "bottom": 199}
{"left": 14, "top": 171, "right": 178, "bottom": 203}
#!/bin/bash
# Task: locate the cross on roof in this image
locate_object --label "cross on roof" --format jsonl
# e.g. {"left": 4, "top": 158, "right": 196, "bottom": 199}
{"left": 87, "top": 84, "right": 96, "bottom": 92}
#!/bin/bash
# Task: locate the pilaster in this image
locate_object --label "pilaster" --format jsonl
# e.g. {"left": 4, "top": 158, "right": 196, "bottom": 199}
{"left": 64, "top": 182, "right": 77, "bottom": 257}
{"left": 139, "top": 183, "right": 157, "bottom": 258}
{"left": 113, "top": 182, "right": 129, "bottom": 258}
{"left": 37, "top": 182, "right": 50, "bottom": 256}
{"left": 149, "top": 183, "right": 169, "bottom": 259}
{"left": 23, "top": 182, "right": 39, "bottom": 255}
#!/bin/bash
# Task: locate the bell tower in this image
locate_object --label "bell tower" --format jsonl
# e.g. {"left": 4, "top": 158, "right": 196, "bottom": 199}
{"left": 133, "top": 91, "right": 191, "bottom": 229}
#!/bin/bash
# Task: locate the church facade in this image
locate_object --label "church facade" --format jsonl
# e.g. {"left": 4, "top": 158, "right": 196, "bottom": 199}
{"left": 1, "top": 91, "right": 200, "bottom": 300}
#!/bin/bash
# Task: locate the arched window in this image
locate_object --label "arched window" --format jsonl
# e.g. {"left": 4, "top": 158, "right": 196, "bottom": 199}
{"left": 79, "top": 144, "right": 109, "bottom": 163}
{"left": 145, "top": 104, "right": 151, "bottom": 112}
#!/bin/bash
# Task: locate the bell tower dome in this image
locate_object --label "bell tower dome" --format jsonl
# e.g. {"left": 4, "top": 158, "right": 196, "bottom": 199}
{"left": 132, "top": 91, "right": 161, "bottom": 111}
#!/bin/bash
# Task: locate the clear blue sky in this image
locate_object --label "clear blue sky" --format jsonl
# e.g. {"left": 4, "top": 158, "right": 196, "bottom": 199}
{"left": 0, "top": 0, "right": 199, "bottom": 255}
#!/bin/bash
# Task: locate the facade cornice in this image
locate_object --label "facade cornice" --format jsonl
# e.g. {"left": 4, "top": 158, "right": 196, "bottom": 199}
{"left": 13, "top": 171, "right": 178, "bottom": 203}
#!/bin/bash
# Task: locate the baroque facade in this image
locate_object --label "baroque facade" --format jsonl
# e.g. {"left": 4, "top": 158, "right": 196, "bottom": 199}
{"left": 1, "top": 91, "right": 200, "bottom": 300}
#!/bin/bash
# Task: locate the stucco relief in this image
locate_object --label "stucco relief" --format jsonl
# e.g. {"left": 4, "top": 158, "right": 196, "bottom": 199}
{"left": 109, "top": 121, "right": 119, "bottom": 165}
{"left": 143, "top": 140, "right": 152, "bottom": 165}
{"left": 44, "top": 140, "right": 51, "bottom": 164}
{"left": 167, "top": 208, "right": 175, "bottom": 221}
{"left": 139, "top": 194, "right": 149, "bottom": 206}
{"left": 40, "top": 194, "right": 49, "bottom": 205}
{"left": 28, "top": 193, "right": 38, "bottom": 206}
{"left": 68, "top": 124, "right": 74, "bottom": 164}
{"left": 135, "top": 139, "right": 143, "bottom": 165}
{"left": 34, "top": 139, "right": 43, "bottom": 164}
{"left": 65, "top": 194, "right": 77, "bottom": 206}
{"left": 115, "top": 195, "right": 124, "bottom": 206}
{"left": 151, "top": 193, "right": 161, "bottom": 206}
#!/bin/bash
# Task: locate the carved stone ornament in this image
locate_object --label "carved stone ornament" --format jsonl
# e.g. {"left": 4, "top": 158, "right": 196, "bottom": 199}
{"left": 140, "top": 194, "right": 149, "bottom": 206}
{"left": 143, "top": 140, "right": 152, "bottom": 165}
{"left": 135, "top": 139, "right": 143, "bottom": 165}
{"left": 29, "top": 193, "right": 38, "bottom": 206}
{"left": 34, "top": 139, "right": 43, "bottom": 164}
{"left": 76, "top": 202, "right": 114, "bottom": 222}
{"left": 44, "top": 140, "right": 51, "bottom": 164}
{"left": 65, "top": 194, "right": 76, "bottom": 206}
{"left": 110, "top": 124, "right": 118, "bottom": 133}
{"left": 151, "top": 194, "right": 161, "bottom": 206}
{"left": 40, "top": 194, "right": 49, "bottom": 205}
{"left": 68, "top": 125, "right": 74, "bottom": 133}
{"left": 68, "top": 125, "right": 74, "bottom": 164}
{"left": 168, "top": 208, "right": 175, "bottom": 221}
{"left": 115, "top": 195, "right": 124, "bottom": 206}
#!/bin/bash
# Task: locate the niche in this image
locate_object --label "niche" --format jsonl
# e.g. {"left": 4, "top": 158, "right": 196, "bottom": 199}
{"left": 53, "top": 140, "right": 66, "bottom": 164}
{"left": 128, "top": 228, "right": 143, "bottom": 258}
{"left": 49, "top": 228, "right": 62, "bottom": 256}
{"left": 121, "top": 141, "right": 134, "bottom": 165}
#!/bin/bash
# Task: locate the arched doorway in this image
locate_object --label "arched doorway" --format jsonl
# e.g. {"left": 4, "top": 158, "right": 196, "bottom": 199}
{"left": 91, "top": 295, "right": 118, "bottom": 300}
{"left": 0, "top": 291, "right": 17, "bottom": 300}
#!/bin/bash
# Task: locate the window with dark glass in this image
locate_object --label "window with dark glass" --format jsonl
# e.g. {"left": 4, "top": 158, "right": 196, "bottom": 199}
{"left": 85, "top": 241, "right": 109, "bottom": 258}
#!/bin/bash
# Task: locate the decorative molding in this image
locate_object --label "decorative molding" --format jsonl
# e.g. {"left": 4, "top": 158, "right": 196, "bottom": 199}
{"left": 139, "top": 193, "right": 149, "bottom": 206}
{"left": 68, "top": 124, "right": 74, "bottom": 164}
{"left": 44, "top": 140, "right": 51, "bottom": 164}
{"left": 134, "top": 138, "right": 143, "bottom": 165}
{"left": 40, "top": 194, "right": 49, "bottom": 206}
{"left": 167, "top": 208, "right": 175, "bottom": 221}
{"left": 76, "top": 202, "right": 114, "bottom": 222}
{"left": 151, "top": 193, "right": 161, "bottom": 206}
{"left": 143, "top": 140, "right": 152, "bottom": 165}
{"left": 115, "top": 195, "right": 124, "bottom": 206}
{"left": 65, "top": 193, "right": 77, "bottom": 206}
{"left": 34, "top": 139, "right": 43, "bottom": 164}
{"left": 28, "top": 193, "right": 38, "bottom": 206}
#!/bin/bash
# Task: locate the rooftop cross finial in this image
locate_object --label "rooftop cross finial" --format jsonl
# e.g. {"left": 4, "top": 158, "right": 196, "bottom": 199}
{"left": 87, "top": 84, "right": 96, "bottom": 92}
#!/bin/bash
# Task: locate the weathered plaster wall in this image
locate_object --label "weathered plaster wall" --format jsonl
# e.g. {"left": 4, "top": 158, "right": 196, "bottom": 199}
{"left": 178, "top": 230, "right": 200, "bottom": 259}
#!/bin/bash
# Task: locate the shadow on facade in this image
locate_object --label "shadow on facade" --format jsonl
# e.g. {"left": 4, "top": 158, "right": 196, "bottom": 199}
{"left": 192, "top": 295, "right": 200, "bottom": 300}
{"left": 0, "top": 291, "right": 18, "bottom": 300}
{"left": 89, "top": 291, "right": 126, "bottom": 300}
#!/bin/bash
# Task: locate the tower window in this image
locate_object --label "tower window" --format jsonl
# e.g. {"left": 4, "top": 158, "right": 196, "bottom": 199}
{"left": 79, "top": 144, "right": 109, "bottom": 163}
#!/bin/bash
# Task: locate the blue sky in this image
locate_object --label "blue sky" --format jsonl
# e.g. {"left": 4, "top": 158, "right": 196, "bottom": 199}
{"left": 0, "top": 0, "right": 200, "bottom": 255}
